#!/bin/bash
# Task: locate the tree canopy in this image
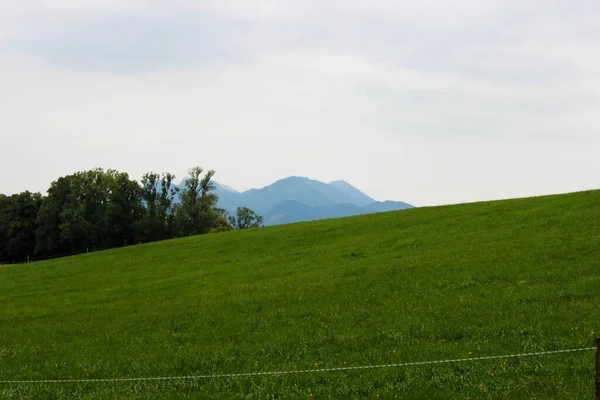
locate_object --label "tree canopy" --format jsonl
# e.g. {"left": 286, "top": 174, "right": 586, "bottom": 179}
{"left": 0, "top": 166, "right": 262, "bottom": 264}
{"left": 228, "top": 207, "right": 264, "bottom": 230}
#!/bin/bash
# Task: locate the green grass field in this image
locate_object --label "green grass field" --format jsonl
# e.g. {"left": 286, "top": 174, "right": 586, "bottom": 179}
{"left": 1, "top": 190, "right": 599, "bottom": 399}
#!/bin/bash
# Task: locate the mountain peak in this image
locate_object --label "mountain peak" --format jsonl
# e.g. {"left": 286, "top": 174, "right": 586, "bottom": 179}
{"left": 328, "top": 180, "right": 357, "bottom": 189}
{"left": 214, "top": 182, "right": 240, "bottom": 194}
{"left": 174, "top": 175, "right": 413, "bottom": 226}
{"left": 277, "top": 176, "right": 311, "bottom": 183}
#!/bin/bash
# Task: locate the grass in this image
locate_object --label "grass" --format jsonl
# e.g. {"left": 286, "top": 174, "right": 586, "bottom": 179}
{"left": 1, "top": 190, "right": 599, "bottom": 399}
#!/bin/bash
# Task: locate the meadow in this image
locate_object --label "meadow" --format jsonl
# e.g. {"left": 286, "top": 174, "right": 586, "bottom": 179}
{"left": 1, "top": 189, "right": 599, "bottom": 399}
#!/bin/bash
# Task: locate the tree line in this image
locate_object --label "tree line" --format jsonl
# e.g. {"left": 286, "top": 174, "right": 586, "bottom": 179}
{"left": 0, "top": 166, "right": 263, "bottom": 263}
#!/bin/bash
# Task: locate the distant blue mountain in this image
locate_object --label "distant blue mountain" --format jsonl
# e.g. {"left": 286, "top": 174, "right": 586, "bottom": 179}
{"left": 211, "top": 182, "right": 242, "bottom": 212}
{"left": 174, "top": 176, "right": 414, "bottom": 226}
{"left": 233, "top": 176, "right": 379, "bottom": 216}
{"left": 264, "top": 200, "right": 365, "bottom": 225}
{"left": 327, "top": 180, "right": 376, "bottom": 207}
{"left": 263, "top": 199, "right": 413, "bottom": 226}
{"left": 363, "top": 200, "right": 414, "bottom": 213}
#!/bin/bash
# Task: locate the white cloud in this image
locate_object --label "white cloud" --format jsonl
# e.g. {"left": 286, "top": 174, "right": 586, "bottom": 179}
{"left": 0, "top": 0, "right": 599, "bottom": 206}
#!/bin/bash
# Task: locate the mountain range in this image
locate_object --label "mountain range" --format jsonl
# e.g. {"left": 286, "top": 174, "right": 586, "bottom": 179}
{"left": 175, "top": 176, "right": 414, "bottom": 226}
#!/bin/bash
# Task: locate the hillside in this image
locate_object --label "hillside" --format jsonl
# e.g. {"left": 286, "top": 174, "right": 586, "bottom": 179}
{"left": 1, "top": 190, "right": 599, "bottom": 399}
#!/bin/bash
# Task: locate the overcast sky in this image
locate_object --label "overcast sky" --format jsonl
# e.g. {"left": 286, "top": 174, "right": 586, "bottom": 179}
{"left": 0, "top": 0, "right": 598, "bottom": 207}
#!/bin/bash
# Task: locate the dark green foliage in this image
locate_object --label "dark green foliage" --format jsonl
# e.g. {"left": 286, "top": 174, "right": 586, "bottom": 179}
{"left": 209, "top": 214, "right": 235, "bottom": 233}
{"left": 137, "top": 172, "right": 179, "bottom": 243}
{"left": 228, "top": 206, "right": 263, "bottom": 229}
{"left": 0, "top": 195, "right": 7, "bottom": 260}
{"left": 2, "top": 166, "right": 229, "bottom": 262}
{"left": 137, "top": 171, "right": 161, "bottom": 242}
{"left": 0, "top": 191, "right": 42, "bottom": 262}
{"left": 175, "top": 166, "right": 222, "bottom": 236}
{"left": 34, "top": 175, "right": 74, "bottom": 256}
{"left": 106, "top": 171, "right": 144, "bottom": 247}
{"left": 158, "top": 173, "right": 179, "bottom": 239}
{"left": 0, "top": 190, "right": 599, "bottom": 398}
{"left": 55, "top": 168, "right": 143, "bottom": 252}
{"left": 55, "top": 169, "right": 110, "bottom": 251}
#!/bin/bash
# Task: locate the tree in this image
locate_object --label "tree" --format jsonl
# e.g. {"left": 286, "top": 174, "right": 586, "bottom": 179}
{"left": 0, "top": 195, "right": 8, "bottom": 261}
{"left": 137, "top": 172, "right": 179, "bottom": 242}
{"left": 175, "top": 166, "right": 221, "bottom": 236}
{"left": 158, "top": 173, "right": 179, "bottom": 239}
{"left": 58, "top": 168, "right": 112, "bottom": 251}
{"left": 0, "top": 191, "right": 42, "bottom": 262}
{"left": 140, "top": 172, "right": 159, "bottom": 220}
{"left": 228, "top": 206, "right": 263, "bottom": 229}
{"left": 42, "top": 168, "right": 145, "bottom": 253}
{"left": 106, "top": 171, "right": 144, "bottom": 247}
{"left": 35, "top": 175, "right": 74, "bottom": 256}
{"left": 209, "top": 214, "right": 234, "bottom": 233}
{"left": 1, "top": 165, "right": 247, "bottom": 262}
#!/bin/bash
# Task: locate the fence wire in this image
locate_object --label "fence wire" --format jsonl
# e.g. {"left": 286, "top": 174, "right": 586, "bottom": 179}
{"left": 0, "top": 347, "right": 594, "bottom": 384}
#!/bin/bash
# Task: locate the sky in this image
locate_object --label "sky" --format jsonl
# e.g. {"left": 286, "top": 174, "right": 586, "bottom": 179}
{"left": 0, "top": 0, "right": 598, "bottom": 207}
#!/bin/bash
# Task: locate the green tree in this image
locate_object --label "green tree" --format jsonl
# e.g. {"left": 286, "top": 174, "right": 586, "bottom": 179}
{"left": 106, "top": 171, "right": 144, "bottom": 247}
{"left": 141, "top": 172, "right": 159, "bottom": 217}
{"left": 0, "top": 194, "right": 8, "bottom": 261}
{"left": 0, "top": 191, "right": 42, "bottom": 262}
{"left": 51, "top": 168, "right": 144, "bottom": 252}
{"left": 35, "top": 175, "right": 75, "bottom": 256}
{"left": 137, "top": 172, "right": 179, "bottom": 242}
{"left": 158, "top": 173, "right": 179, "bottom": 239}
{"left": 58, "top": 168, "right": 111, "bottom": 251}
{"left": 175, "top": 166, "right": 221, "bottom": 236}
{"left": 209, "top": 214, "right": 234, "bottom": 233}
{"left": 228, "top": 206, "right": 264, "bottom": 229}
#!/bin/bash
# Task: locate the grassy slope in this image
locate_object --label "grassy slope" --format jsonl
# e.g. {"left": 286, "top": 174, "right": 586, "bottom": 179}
{"left": 0, "top": 190, "right": 599, "bottom": 399}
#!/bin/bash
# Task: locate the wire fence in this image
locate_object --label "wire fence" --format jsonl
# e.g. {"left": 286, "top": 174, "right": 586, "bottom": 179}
{"left": 0, "top": 244, "right": 132, "bottom": 266}
{"left": 0, "top": 250, "right": 89, "bottom": 266}
{"left": 0, "top": 239, "right": 166, "bottom": 266}
{"left": 0, "top": 346, "right": 595, "bottom": 385}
